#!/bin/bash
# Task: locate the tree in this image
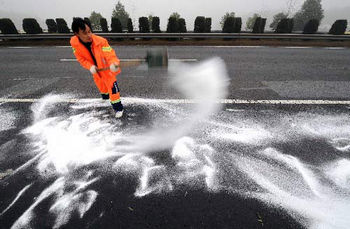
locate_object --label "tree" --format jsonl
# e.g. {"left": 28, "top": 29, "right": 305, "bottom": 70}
{"left": 139, "top": 17, "right": 150, "bottom": 33}
{"left": 148, "top": 14, "right": 153, "bottom": 28}
{"left": 252, "top": 17, "right": 267, "bottom": 33}
{"left": 220, "top": 12, "right": 235, "bottom": 29}
{"left": 270, "top": 12, "right": 288, "bottom": 30}
{"left": 205, "top": 18, "right": 212, "bottom": 33}
{"left": 293, "top": 0, "right": 324, "bottom": 31}
{"left": 112, "top": 1, "right": 130, "bottom": 30}
{"left": 151, "top": 16, "right": 161, "bottom": 32}
{"left": 275, "top": 18, "right": 294, "bottom": 33}
{"left": 89, "top": 11, "right": 103, "bottom": 31}
{"left": 100, "top": 18, "right": 109, "bottom": 32}
{"left": 166, "top": 16, "right": 180, "bottom": 40}
{"left": 111, "top": 18, "right": 123, "bottom": 40}
{"left": 46, "top": 19, "right": 57, "bottom": 33}
{"left": 111, "top": 17, "right": 123, "bottom": 33}
{"left": 246, "top": 13, "right": 261, "bottom": 30}
{"left": 170, "top": 12, "right": 181, "bottom": 20}
{"left": 166, "top": 13, "right": 181, "bottom": 37}
{"left": 167, "top": 16, "right": 179, "bottom": 33}
{"left": 127, "top": 18, "right": 134, "bottom": 40}
{"left": 23, "top": 18, "right": 43, "bottom": 34}
{"left": 329, "top": 20, "right": 347, "bottom": 35}
{"left": 56, "top": 18, "right": 70, "bottom": 33}
{"left": 127, "top": 18, "right": 133, "bottom": 32}
{"left": 303, "top": 19, "right": 319, "bottom": 34}
{"left": 223, "top": 17, "right": 234, "bottom": 33}
{"left": 178, "top": 18, "right": 187, "bottom": 33}
{"left": 0, "top": 18, "right": 18, "bottom": 34}
{"left": 194, "top": 16, "right": 206, "bottom": 33}
{"left": 233, "top": 18, "right": 242, "bottom": 33}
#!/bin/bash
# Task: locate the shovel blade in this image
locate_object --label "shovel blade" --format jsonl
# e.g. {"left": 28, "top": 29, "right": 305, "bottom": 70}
{"left": 146, "top": 48, "right": 168, "bottom": 68}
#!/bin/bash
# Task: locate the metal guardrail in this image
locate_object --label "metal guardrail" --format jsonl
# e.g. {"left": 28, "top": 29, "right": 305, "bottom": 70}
{"left": 0, "top": 33, "right": 350, "bottom": 41}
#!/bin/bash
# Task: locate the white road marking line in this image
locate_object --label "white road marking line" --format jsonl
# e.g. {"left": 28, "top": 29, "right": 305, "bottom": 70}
{"left": 205, "top": 46, "right": 267, "bottom": 48}
{"left": 11, "top": 77, "right": 74, "bottom": 80}
{"left": 1, "top": 97, "right": 350, "bottom": 105}
{"left": 8, "top": 46, "right": 33, "bottom": 49}
{"left": 60, "top": 59, "right": 79, "bottom": 62}
{"left": 240, "top": 87, "right": 270, "bottom": 91}
{"left": 283, "top": 47, "right": 313, "bottom": 49}
{"left": 126, "top": 75, "right": 145, "bottom": 78}
{"left": 12, "top": 78, "right": 31, "bottom": 81}
{"left": 169, "top": 59, "right": 198, "bottom": 62}
{"left": 324, "top": 47, "right": 345, "bottom": 50}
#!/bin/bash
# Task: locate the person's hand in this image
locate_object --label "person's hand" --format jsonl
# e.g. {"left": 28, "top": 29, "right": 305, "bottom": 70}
{"left": 110, "top": 63, "right": 119, "bottom": 72}
{"left": 90, "top": 65, "right": 97, "bottom": 74}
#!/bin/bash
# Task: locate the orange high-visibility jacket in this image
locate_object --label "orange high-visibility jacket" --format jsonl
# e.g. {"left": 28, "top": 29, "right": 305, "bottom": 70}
{"left": 70, "top": 34, "right": 122, "bottom": 104}
{"left": 70, "top": 34, "right": 121, "bottom": 77}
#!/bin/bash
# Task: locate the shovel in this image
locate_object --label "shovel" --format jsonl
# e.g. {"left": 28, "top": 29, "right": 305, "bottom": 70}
{"left": 97, "top": 48, "right": 168, "bottom": 72}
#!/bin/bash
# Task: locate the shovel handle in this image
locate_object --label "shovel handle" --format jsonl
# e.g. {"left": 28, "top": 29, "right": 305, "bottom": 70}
{"left": 97, "top": 60, "right": 144, "bottom": 72}
{"left": 96, "top": 67, "right": 110, "bottom": 72}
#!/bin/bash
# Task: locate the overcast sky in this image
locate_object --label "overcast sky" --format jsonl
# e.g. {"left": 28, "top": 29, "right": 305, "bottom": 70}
{"left": 1, "top": 0, "right": 349, "bottom": 30}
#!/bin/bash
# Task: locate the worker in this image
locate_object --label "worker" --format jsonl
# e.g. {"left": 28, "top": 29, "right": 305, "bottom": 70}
{"left": 70, "top": 17, "right": 123, "bottom": 118}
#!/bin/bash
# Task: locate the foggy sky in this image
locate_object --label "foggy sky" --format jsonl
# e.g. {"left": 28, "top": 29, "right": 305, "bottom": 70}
{"left": 0, "top": 0, "right": 349, "bottom": 30}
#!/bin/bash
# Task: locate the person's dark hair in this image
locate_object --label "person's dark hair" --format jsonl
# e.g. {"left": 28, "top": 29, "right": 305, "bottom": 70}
{"left": 71, "top": 17, "right": 92, "bottom": 33}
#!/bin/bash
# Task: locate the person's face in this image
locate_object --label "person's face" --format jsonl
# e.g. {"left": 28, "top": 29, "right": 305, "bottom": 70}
{"left": 76, "top": 24, "right": 93, "bottom": 43}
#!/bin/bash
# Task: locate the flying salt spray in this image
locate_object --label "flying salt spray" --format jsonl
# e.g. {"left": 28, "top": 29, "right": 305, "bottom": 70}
{"left": 128, "top": 57, "right": 230, "bottom": 153}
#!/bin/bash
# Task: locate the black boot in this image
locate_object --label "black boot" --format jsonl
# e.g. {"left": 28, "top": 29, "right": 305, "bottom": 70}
{"left": 112, "top": 101, "right": 123, "bottom": 118}
{"left": 101, "top": 94, "right": 109, "bottom": 100}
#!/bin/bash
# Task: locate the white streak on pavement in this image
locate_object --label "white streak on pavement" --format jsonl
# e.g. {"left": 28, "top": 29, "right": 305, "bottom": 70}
{"left": 0, "top": 184, "right": 33, "bottom": 216}
{"left": 1, "top": 97, "right": 350, "bottom": 105}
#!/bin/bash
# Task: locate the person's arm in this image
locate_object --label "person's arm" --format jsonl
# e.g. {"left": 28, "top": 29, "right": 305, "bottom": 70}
{"left": 72, "top": 46, "right": 94, "bottom": 71}
{"left": 72, "top": 46, "right": 97, "bottom": 74}
{"left": 101, "top": 39, "right": 120, "bottom": 68}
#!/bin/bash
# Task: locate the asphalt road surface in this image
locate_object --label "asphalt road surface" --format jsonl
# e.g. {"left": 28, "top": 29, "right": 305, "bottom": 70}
{"left": 0, "top": 45, "right": 349, "bottom": 229}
